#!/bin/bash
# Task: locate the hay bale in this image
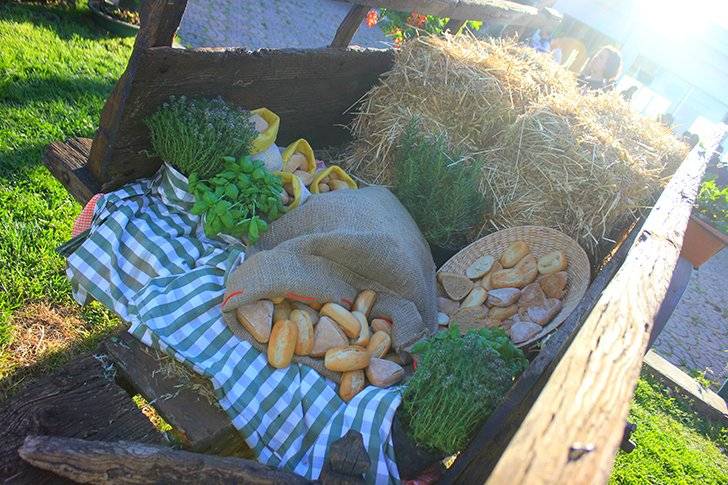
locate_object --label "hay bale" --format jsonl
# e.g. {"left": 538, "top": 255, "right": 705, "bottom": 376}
{"left": 344, "top": 33, "right": 577, "bottom": 185}
{"left": 344, "top": 34, "right": 687, "bottom": 264}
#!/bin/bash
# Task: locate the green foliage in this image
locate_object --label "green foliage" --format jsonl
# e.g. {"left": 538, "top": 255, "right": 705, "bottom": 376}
{"left": 394, "top": 120, "right": 486, "bottom": 249}
{"left": 378, "top": 9, "right": 482, "bottom": 45}
{"left": 695, "top": 178, "right": 728, "bottom": 234}
{"left": 145, "top": 96, "right": 257, "bottom": 179}
{"left": 401, "top": 326, "right": 528, "bottom": 455}
{"left": 0, "top": 0, "right": 131, "bottom": 351}
{"left": 189, "top": 156, "right": 284, "bottom": 243}
{"left": 610, "top": 372, "right": 728, "bottom": 484}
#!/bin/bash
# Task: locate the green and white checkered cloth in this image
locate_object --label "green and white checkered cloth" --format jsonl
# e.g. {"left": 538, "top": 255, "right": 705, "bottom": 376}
{"left": 66, "top": 163, "right": 402, "bottom": 483}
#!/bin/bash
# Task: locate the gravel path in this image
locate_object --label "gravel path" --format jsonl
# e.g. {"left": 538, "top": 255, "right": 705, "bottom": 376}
{"left": 177, "top": 0, "right": 728, "bottom": 391}
{"left": 652, "top": 249, "right": 728, "bottom": 390}
{"left": 178, "top": 0, "right": 389, "bottom": 49}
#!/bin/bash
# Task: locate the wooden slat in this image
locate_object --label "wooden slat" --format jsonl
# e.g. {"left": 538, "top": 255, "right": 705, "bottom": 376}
{"left": 19, "top": 436, "right": 309, "bottom": 484}
{"left": 103, "top": 332, "right": 248, "bottom": 456}
{"left": 89, "top": 0, "right": 188, "bottom": 185}
{"left": 0, "top": 354, "right": 163, "bottom": 483}
{"left": 355, "top": 0, "right": 562, "bottom": 28}
{"left": 95, "top": 46, "right": 393, "bottom": 191}
{"left": 443, "top": 221, "right": 642, "bottom": 483}
{"left": 482, "top": 144, "right": 710, "bottom": 484}
{"left": 331, "top": 4, "right": 371, "bottom": 48}
{"left": 43, "top": 137, "right": 99, "bottom": 205}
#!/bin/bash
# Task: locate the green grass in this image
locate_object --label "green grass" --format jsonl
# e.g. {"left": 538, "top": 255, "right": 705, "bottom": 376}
{"left": 0, "top": 1, "right": 132, "bottom": 388}
{"left": 611, "top": 372, "right": 728, "bottom": 484}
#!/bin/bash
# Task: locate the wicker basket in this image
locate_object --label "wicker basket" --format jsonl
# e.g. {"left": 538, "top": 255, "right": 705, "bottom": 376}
{"left": 438, "top": 226, "right": 591, "bottom": 347}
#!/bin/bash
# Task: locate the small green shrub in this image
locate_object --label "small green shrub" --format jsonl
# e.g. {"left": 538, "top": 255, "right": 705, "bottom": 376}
{"left": 401, "top": 326, "right": 528, "bottom": 455}
{"left": 394, "top": 120, "right": 487, "bottom": 249}
{"left": 695, "top": 178, "right": 728, "bottom": 234}
{"left": 145, "top": 96, "right": 257, "bottom": 179}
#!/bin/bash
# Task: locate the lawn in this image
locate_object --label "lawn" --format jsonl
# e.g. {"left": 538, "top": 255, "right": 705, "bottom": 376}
{"left": 611, "top": 372, "right": 728, "bottom": 484}
{"left": 0, "top": 0, "right": 132, "bottom": 398}
{"left": 0, "top": 2, "right": 726, "bottom": 483}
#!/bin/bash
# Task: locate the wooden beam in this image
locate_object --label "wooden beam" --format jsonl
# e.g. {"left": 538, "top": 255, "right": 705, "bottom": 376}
{"left": 0, "top": 354, "right": 162, "bottom": 483}
{"left": 443, "top": 221, "right": 642, "bottom": 483}
{"left": 43, "top": 137, "right": 99, "bottom": 205}
{"left": 443, "top": 18, "right": 467, "bottom": 34}
{"left": 331, "top": 4, "right": 370, "bottom": 48}
{"left": 482, "top": 143, "right": 710, "bottom": 484}
{"left": 103, "top": 332, "right": 249, "bottom": 456}
{"left": 88, "top": 0, "right": 188, "bottom": 185}
{"left": 18, "top": 436, "right": 310, "bottom": 484}
{"left": 354, "top": 1, "right": 562, "bottom": 29}
{"left": 93, "top": 46, "right": 393, "bottom": 191}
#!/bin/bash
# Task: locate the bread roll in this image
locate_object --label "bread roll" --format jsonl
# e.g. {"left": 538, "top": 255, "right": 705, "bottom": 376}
{"left": 367, "top": 331, "right": 391, "bottom": 358}
{"left": 325, "top": 346, "right": 371, "bottom": 372}
{"left": 339, "top": 370, "right": 366, "bottom": 402}
{"left": 527, "top": 298, "right": 562, "bottom": 326}
{"left": 537, "top": 251, "right": 568, "bottom": 275}
{"left": 437, "top": 297, "right": 460, "bottom": 316}
{"left": 353, "top": 290, "right": 377, "bottom": 317}
{"left": 308, "top": 301, "right": 322, "bottom": 311}
{"left": 488, "top": 304, "right": 518, "bottom": 321}
{"left": 460, "top": 286, "right": 488, "bottom": 308}
{"left": 311, "top": 316, "right": 348, "bottom": 357}
{"left": 510, "top": 320, "right": 542, "bottom": 344}
{"left": 479, "top": 262, "right": 503, "bottom": 290}
{"left": 370, "top": 318, "right": 392, "bottom": 335}
{"left": 291, "top": 301, "right": 319, "bottom": 325}
{"left": 487, "top": 288, "right": 521, "bottom": 307}
{"left": 270, "top": 296, "right": 285, "bottom": 304}
{"left": 235, "top": 300, "right": 274, "bottom": 344}
{"left": 320, "top": 303, "right": 360, "bottom": 338}
{"left": 500, "top": 241, "right": 530, "bottom": 268}
{"left": 539, "top": 271, "right": 568, "bottom": 299}
{"left": 351, "top": 311, "right": 370, "bottom": 347}
{"left": 285, "top": 152, "right": 307, "bottom": 173}
{"left": 330, "top": 179, "right": 351, "bottom": 191}
{"left": 294, "top": 170, "right": 314, "bottom": 186}
{"left": 518, "top": 282, "right": 546, "bottom": 310}
{"left": 465, "top": 254, "right": 495, "bottom": 279}
{"left": 290, "top": 309, "right": 314, "bottom": 356}
{"left": 268, "top": 320, "right": 298, "bottom": 368}
{"left": 273, "top": 300, "right": 292, "bottom": 323}
{"left": 437, "top": 272, "right": 473, "bottom": 301}
{"left": 450, "top": 305, "right": 488, "bottom": 333}
{"left": 366, "top": 358, "right": 404, "bottom": 387}
{"left": 318, "top": 183, "right": 330, "bottom": 193}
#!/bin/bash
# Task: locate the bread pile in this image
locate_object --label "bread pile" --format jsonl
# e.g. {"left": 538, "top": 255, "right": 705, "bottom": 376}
{"left": 436, "top": 241, "right": 570, "bottom": 344}
{"left": 235, "top": 290, "right": 406, "bottom": 401}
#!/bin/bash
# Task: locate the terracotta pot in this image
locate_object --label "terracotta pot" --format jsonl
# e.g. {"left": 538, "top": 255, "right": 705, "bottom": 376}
{"left": 679, "top": 214, "right": 728, "bottom": 268}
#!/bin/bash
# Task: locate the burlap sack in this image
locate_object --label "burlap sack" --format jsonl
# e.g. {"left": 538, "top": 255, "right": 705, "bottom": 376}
{"left": 222, "top": 187, "right": 438, "bottom": 382}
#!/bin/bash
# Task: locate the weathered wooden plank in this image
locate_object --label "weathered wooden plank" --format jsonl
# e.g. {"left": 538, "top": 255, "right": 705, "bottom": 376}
{"left": 0, "top": 354, "right": 163, "bottom": 483}
{"left": 95, "top": 46, "right": 393, "bottom": 191}
{"left": 88, "top": 0, "right": 188, "bottom": 185}
{"left": 331, "top": 4, "right": 370, "bottom": 48}
{"left": 103, "top": 332, "right": 248, "bottom": 456}
{"left": 18, "top": 435, "right": 310, "bottom": 484}
{"left": 319, "top": 430, "right": 370, "bottom": 484}
{"left": 354, "top": 0, "right": 561, "bottom": 28}
{"left": 482, "top": 144, "right": 709, "bottom": 484}
{"left": 43, "top": 137, "right": 99, "bottom": 205}
{"left": 443, "top": 220, "right": 642, "bottom": 483}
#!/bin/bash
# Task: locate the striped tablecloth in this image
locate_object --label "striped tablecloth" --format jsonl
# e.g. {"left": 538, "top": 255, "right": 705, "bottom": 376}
{"left": 66, "top": 163, "right": 402, "bottom": 483}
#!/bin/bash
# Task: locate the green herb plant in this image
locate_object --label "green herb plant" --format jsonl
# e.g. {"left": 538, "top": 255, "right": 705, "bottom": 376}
{"left": 401, "top": 326, "right": 528, "bottom": 455}
{"left": 188, "top": 156, "right": 284, "bottom": 243}
{"left": 394, "top": 119, "right": 487, "bottom": 250}
{"left": 695, "top": 178, "right": 728, "bottom": 234}
{"left": 145, "top": 96, "right": 258, "bottom": 179}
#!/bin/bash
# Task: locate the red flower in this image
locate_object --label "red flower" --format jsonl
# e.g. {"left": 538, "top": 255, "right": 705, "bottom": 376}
{"left": 366, "top": 9, "right": 378, "bottom": 28}
{"left": 407, "top": 12, "right": 426, "bottom": 28}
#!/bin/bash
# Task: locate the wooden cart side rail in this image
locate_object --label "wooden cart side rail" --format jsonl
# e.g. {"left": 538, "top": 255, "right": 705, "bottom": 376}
{"left": 476, "top": 142, "right": 711, "bottom": 484}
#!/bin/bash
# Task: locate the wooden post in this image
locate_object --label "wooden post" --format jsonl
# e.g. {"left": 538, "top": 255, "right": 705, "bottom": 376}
{"left": 443, "top": 18, "right": 467, "bottom": 34}
{"left": 479, "top": 143, "right": 711, "bottom": 484}
{"left": 19, "top": 435, "right": 310, "bottom": 484}
{"left": 88, "top": 0, "right": 188, "bottom": 188}
{"left": 331, "top": 4, "right": 370, "bottom": 48}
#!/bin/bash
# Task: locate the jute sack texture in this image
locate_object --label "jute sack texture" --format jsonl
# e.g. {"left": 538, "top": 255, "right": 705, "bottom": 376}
{"left": 222, "top": 186, "right": 438, "bottom": 381}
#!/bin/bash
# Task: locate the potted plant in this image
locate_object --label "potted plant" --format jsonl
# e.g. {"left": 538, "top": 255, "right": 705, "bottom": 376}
{"left": 680, "top": 179, "right": 728, "bottom": 267}
{"left": 393, "top": 120, "right": 487, "bottom": 267}
{"left": 394, "top": 326, "right": 528, "bottom": 480}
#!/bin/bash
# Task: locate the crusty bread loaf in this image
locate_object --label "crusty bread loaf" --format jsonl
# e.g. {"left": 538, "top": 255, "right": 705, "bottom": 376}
{"left": 437, "top": 272, "right": 473, "bottom": 301}
{"left": 488, "top": 304, "right": 518, "bottom": 321}
{"left": 500, "top": 241, "right": 530, "bottom": 268}
{"left": 311, "top": 316, "right": 348, "bottom": 357}
{"left": 268, "top": 320, "right": 298, "bottom": 368}
{"left": 320, "top": 303, "right": 360, "bottom": 338}
{"left": 537, "top": 250, "right": 568, "bottom": 275}
{"left": 351, "top": 311, "right": 370, "bottom": 346}
{"left": 353, "top": 290, "right": 377, "bottom": 317}
{"left": 465, "top": 254, "right": 495, "bottom": 279}
{"left": 460, "top": 286, "right": 488, "bottom": 308}
{"left": 370, "top": 318, "right": 392, "bottom": 335}
{"left": 324, "top": 346, "right": 371, "bottom": 372}
{"left": 539, "top": 271, "right": 568, "bottom": 299}
{"left": 290, "top": 309, "right": 314, "bottom": 356}
{"left": 367, "top": 331, "right": 391, "bottom": 358}
{"left": 339, "top": 370, "right": 367, "bottom": 402}
{"left": 366, "top": 358, "right": 404, "bottom": 387}
{"left": 235, "top": 300, "right": 274, "bottom": 344}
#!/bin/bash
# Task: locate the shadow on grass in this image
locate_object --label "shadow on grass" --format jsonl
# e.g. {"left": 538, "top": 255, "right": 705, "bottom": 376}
{"left": 1, "top": 75, "right": 115, "bottom": 108}
{"left": 2, "top": 1, "right": 131, "bottom": 42}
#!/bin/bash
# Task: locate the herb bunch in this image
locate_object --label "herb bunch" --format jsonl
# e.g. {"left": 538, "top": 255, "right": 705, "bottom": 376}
{"left": 394, "top": 119, "right": 487, "bottom": 250}
{"left": 146, "top": 96, "right": 258, "bottom": 179}
{"left": 696, "top": 179, "right": 728, "bottom": 234}
{"left": 401, "top": 326, "right": 528, "bottom": 455}
{"left": 189, "top": 156, "right": 284, "bottom": 243}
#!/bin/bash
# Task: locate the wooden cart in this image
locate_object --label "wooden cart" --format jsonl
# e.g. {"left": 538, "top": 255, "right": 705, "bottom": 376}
{"left": 3, "top": 1, "right": 713, "bottom": 483}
